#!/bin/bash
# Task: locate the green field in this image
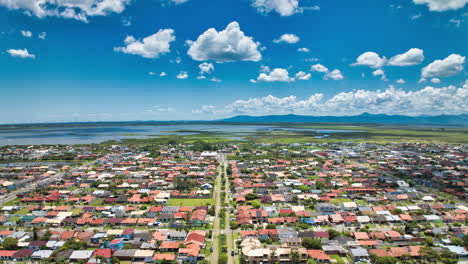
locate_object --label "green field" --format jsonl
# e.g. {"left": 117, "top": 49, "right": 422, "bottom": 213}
{"left": 99, "top": 123, "right": 468, "bottom": 145}
{"left": 166, "top": 198, "right": 215, "bottom": 206}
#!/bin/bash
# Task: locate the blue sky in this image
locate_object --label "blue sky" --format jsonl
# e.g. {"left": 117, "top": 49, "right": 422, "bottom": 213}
{"left": 0, "top": 0, "right": 467, "bottom": 123}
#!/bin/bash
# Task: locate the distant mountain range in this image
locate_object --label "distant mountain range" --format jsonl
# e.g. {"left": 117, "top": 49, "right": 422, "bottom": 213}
{"left": 218, "top": 113, "right": 468, "bottom": 125}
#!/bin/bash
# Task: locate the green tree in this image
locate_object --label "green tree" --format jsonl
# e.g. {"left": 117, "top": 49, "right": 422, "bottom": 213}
{"left": 2, "top": 237, "right": 18, "bottom": 250}
{"left": 375, "top": 256, "right": 399, "bottom": 264}
{"left": 301, "top": 237, "right": 322, "bottom": 249}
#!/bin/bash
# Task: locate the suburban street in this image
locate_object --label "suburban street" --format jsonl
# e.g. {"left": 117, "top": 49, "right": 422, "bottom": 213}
{"left": 0, "top": 159, "right": 97, "bottom": 205}
{"left": 210, "top": 158, "right": 223, "bottom": 264}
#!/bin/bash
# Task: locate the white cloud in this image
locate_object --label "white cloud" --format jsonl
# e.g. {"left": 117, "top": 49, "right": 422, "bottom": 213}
{"left": 431, "top": 78, "right": 441, "bottom": 83}
{"left": 38, "top": 32, "right": 46, "bottom": 39}
{"left": 21, "top": 30, "right": 31, "bottom": 37}
{"left": 199, "top": 62, "right": 214, "bottom": 74}
{"left": 413, "top": 0, "right": 468, "bottom": 11}
{"left": 210, "top": 80, "right": 468, "bottom": 116}
{"left": 396, "top": 78, "right": 406, "bottom": 84}
{"left": 252, "top": 0, "right": 300, "bottom": 16}
{"left": 421, "top": 54, "right": 465, "bottom": 78}
{"left": 351, "top": 51, "right": 387, "bottom": 68}
{"left": 176, "top": 71, "right": 188, "bottom": 79}
{"left": 210, "top": 77, "right": 221, "bottom": 82}
{"left": 7, "top": 48, "right": 35, "bottom": 59}
{"left": 273, "top": 33, "right": 299, "bottom": 44}
{"left": 167, "top": 0, "right": 189, "bottom": 4}
{"left": 192, "top": 105, "right": 216, "bottom": 114}
{"left": 310, "top": 64, "right": 328, "bottom": 73}
{"left": 449, "top": 18, "right": 462, "bottom": 27}
{"left": 187, "top": 21, "right": 262, "bottom": 63}
{"left": 310, "top": 63, "right": 343, "bottom": 80}
{"left": 197, "top": 75, "right": 206, "bottom": 80}
{"left": 411, "top": 13, "right": 422, "bottom": 20}
{"left": 121, "top": 16, "right": 131, "bottom": 27}
{"left": 260, "top": 65, "right": 270, "bottom": 72}
{"left": 160, "top": 72, "right": 167, "bottom": 77}
{"left": 388, "top": 48, "right": 424, "bottom": 66}
{"left": 114, "top": 29, "right": 175, "bottom": 59}
{"left": 295, "top": 71, "right": 311, "bottom": 80}
{"left": 143, "top": 105, "right": 175, "bottom": 115}
{"left": 257, "top": 68, "right": 294, "bottom": 82}
{"left": 0, "top": 0, "right": 131, "bottom": 22}
{"left": 324, "top": 69, "right": 344, "bottom": 80}
{"left": 372, "top": 69, "right": 388, "bottom": 81}
{"left": 148, "top": 71, "right": 156, "bottom": 75}
{"left": 297, "top": 47, "right": 309, "bottom": 53}
{"left": 418, "top": 78, "right": 427, "bottom": 83}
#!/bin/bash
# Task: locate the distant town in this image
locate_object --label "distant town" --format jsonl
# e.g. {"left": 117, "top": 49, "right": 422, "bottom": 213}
{"left": 0, "top": 137, "right": 465, "bottom": 264}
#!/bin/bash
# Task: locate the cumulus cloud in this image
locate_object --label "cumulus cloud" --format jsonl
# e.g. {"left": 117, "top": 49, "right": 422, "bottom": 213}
{"left": 160, "top": 72, "right": 167, "bottom": 77}
{"left": 148, "top": 71, "right": 156, "bottom": 75}
{"left": 295, "top": 71, "right": 311, "bottom": 80}
{"left": 252, "top": 0, "right": 300, "bottom": 16}
{"left": 396, "top": 78, "right": 406, "bottom": 84}
{"left": 351, "top": 51, "right": 387, "bottom": 69}
{"left": 273, "top": 33, "right": 299, "bottom": 44}
{"left": 7, "top": 48, "right": 35, "bottom": 59}
{"left": 324, "top": 69, "right": 344, "bottom": 80}
{"left": 372, "top": 69, "right": 388, "bottom": 81}
{"left": 412, "top": 0, "right": 468, "bottom": 11}
{"left": 310, "top": 64, "right": 328, "bottom": 73}
{"left": 200, "top": 80, "right": 468, "bottom": 116}
{"left": 0, "top": 0, "right": 131, "bottom": 22}
{"left": 431, "top": 78, "right": 441, "bottom": 83}
{"left": 297, "top": 47, "right": 309, "bottom": 53}
{"left": 114, "top": 29, "right": 175, "bottom": 59}
{"left": 187, "top": 21, "right": 262, "bottom": 63}
{"left": 21, "top": 30, "right": 31, "bottom": 37}
{"left": 421, "top": 54, "right": 465, "bottom": 78}
{"left": 199, "top": 62, "right": 214, "bottom": 74}
{"left": 257, "top": 68, "right": 294, "bottom": 82}
{"left": 388, "top": 48, "right": 424, "bottom": 66}
{"left": 176, "top": 71, "right": 188, "bottom": 79}
{"left": 310, "top": 64, "right": 343, "bottom": 80}
{"left": 38, "top": 32, "right": 47, "bottom": 39}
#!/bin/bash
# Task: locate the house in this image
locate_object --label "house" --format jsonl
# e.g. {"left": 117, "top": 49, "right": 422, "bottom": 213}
{"left": 31, "top": 250, "right": 53, "bottom": 259}
{"left": 349, "top": 247, "right": 369, "bottom": 262}
{"left": 69, "top": 250, "right": 94, "bottom": 261}
{"left": 106, "top": 239, "right": 124, "bottom": 250}
{"left": 307, "top": 250, "right": 330, "bottom": 263}
{"left": 316, "top": 203, "right": 339, "bottom": 213}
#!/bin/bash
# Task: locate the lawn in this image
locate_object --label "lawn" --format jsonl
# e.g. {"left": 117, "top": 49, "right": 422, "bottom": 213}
{"left": 166, "top": 198, "right": 215, "bottom": 206}
{"left": 329, "top": 254, "right": 346, "bottom": 264}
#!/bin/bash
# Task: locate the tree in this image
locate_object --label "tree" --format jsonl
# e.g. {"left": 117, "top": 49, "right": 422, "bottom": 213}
{"left": 327, "top": 229, "right": 340, "bottom": 239}
{"left": 245, "top": 193, "right": 258, "bottom": 200}
{"left": 2, "top": 237, "right": 18, "bottom": 250}
{"left": 391, "top": 208, "right": 403, "bottom": 215}
{"left": 290, "top": 250, "right": 302, "bottom": 264}
{"left": 301, "top": 237, "right": 322, "bottom": 249}
{"left": 219, "top": 253, "right": 228, "bottom": 264}
{"left": 375, "top": 256, "right": 399, "bottom": 264}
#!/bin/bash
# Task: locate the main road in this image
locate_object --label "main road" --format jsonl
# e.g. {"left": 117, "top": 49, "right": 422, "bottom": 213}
{"left": 211, "top": 155, "right": 224, "bottom": 264}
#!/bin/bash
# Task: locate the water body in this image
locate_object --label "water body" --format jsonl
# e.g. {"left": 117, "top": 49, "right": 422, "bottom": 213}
{"left": 0, "top": 124, "right": 357, "bottom": 146}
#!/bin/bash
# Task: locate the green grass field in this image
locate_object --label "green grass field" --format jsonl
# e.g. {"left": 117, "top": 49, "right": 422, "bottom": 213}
{"left": 101, "top": 123, "right": 468, "bottom": 145}
{"left": 166, "top": 198, "right": 215, "bottom": 206}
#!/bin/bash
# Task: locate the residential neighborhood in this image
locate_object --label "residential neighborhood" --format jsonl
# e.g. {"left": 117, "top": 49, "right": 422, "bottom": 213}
{"left": 0, "top": 142, "right": 466, "bottom": 264}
